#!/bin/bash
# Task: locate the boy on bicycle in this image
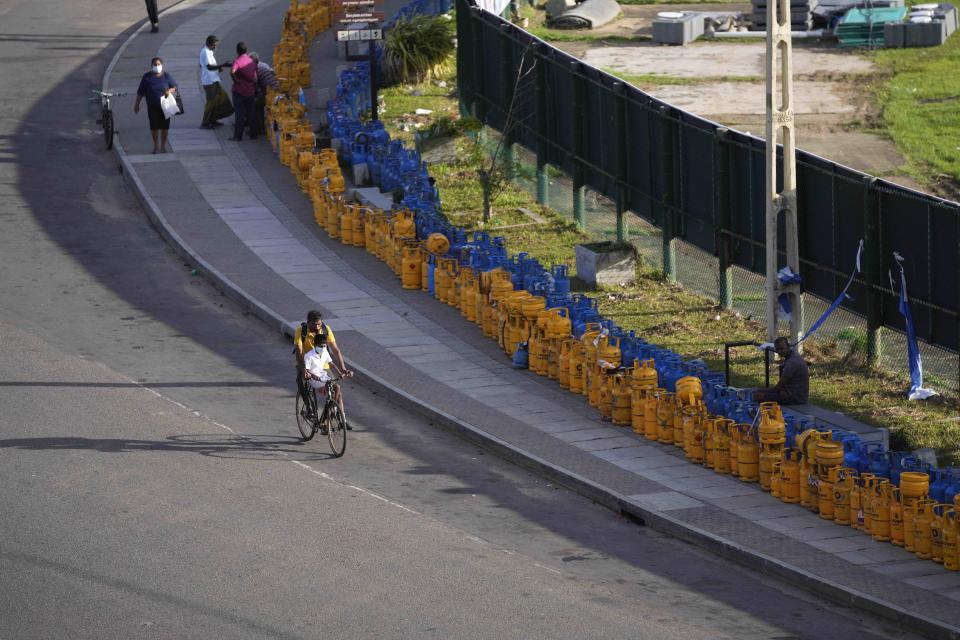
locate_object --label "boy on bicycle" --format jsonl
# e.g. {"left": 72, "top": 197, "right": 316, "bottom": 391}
{"left": 295, "top": 310, "right": 352, "bottom": 428}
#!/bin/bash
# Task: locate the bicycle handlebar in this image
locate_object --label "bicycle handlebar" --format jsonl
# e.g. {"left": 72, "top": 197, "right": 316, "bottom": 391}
{"left": 92, "top": 90, "right": 127, "bottom": 98}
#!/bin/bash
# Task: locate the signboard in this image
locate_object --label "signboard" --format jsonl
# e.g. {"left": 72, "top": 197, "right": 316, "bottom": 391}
{"left": 333, "top": 0, "right": 384, "bottom": 24}
{"left": 476, "top": 0, "right": 511, "bottom": 17}
{"left": 335, "top": 28, "right": 383, "bottom": 41}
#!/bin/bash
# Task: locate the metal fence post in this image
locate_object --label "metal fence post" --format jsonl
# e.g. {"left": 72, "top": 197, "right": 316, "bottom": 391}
{"left": 613, "top": 81, "right": 628, "bottom": 244}
{"left": 715, "top": 127, "right": 733, "bottom": 308}
{"left": 571, "top": 62, "right": 586, "bottom": 230}
{"left": 471, "top": 7, "right": 486, "bottom": 124}
{"left": 660, "top": 105, "right": 677, "bottom": 281}
{"left": 535, "top": 44, "right": 548, "bottom": 206}
{"left": 456, "top": 0, "right": 470, "bottom": 118}
{"left": 863, "top": 176, "right": 883, "bottom": 365}
{"left": 500, "top": 24, "right": 515, "bottom": 173}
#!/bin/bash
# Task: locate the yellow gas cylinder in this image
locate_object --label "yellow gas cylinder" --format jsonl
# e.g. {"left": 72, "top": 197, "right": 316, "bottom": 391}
{"left": 595, "top": 370, "right": 613, "bottom": 420}
{"left": 425, "top": 231, "right": 449, "bottom": 255}
{"left": 655, "top": 391, "right": 676, "bottom": 444}
{"left": 780, "top": 449, "right": 802, "bottom": 503}
{"left": 351, "top": 207, "right": 366, "bottom": 248}
{"left": 861, "top": 474, "right": 880, "bottom": 533}
{"left": 401, "top": 243, "right": 421, "bottom": 290}
{"left": 598, "top": 335, "right": 622, "bottom": 369}
{"left": 611, "top": 375, "right": 632, "bottom": 426}
{"left": 728, "top": 424, "right": 741, "bottom": 478}
{"left": 340, "top": 203, "right": 355, "bottom": 245}
{"left": 675, "top": 376, "right": 702, "bottom": 407}
{"left": 758, "top": 403, "right": 786, "bottom": 492}
{"left": 680, "top": 405, "right": 698, "bottom": 457}
{"left": 640, "top": 389, "right": 659, "bottom": 441}
{"left": 326, "top": 195, "right": 341, "bottom": 239}
{"left": 901, "top": 471, "right": 930, "bottom": 552}
{"left": 687, "top": 408, "right": 707, "bottom": 464}
{"left": 581, "top": 326, "right": 603, "bottom": 401}
{"left": 914, "top": 499, "right": 936, "bottom": 560}
{"left": 528, "top": 322, "right": 546, "bottom": 376}
{"left": 420, "top": 249, "right": 431, "bottom": 291}
{"left": 871, "top": 479, "right": 892, "bottom": 542}
{"left": 631, "top": 386, "right": 648, "bottom": 435}
{"left": 771, "top": 461, "right": 783, "bottom": 498}
{"left": 631, "top": 358, "right": 658, "bottom": 392}
{"left": 814, "top": 440, "right": 843, "bottom": 519}
{"left": 461, "top": 273, "right": 479, "bottom": 323}
{"left": 568, "top": 341, "right": 586, "bottom": 393}
{"left": 714, "top": 420, "right": 733, "bottom": 475}
{"left": 364, "top": 210, "right": 379, "bottom": 255}
{"left": 943, "top": 509, "right": 959, "bottom": 571}
{"left": 506, "top": 314, "right": 529, "bottom": 359}
{"left": 434, "top": 257, "right": 451, "bottom": 302}
{"left": 890, "top": 487, "right": 905, "bottom": 546}
{"left": 559, "top": 338, "right": 575, "bottom": 389}
{"left": 833, "top": 468, "right": 856, "bottom": 525}
{"left": 671, "top": 401, "right": 684, "bottom": 448}
{"left": 313, "top": 189, "right": 329, "bottom": 226}
{"left": 931, "top": 503, "right": 949, "bottom": 564}
{"left": 394, "top": 210, "right": 416, "bottom": 239}
{"left": 736, "top": 425, "right": 759, "bottom": 483}
{"left": 445, "top": 261, "right": 461, "bottom": 308}
{"left": 708, "top": 418, "right": 733, "bottom": 471}
{"left": 545, "top": 337, "right": 561, "bottom": 380}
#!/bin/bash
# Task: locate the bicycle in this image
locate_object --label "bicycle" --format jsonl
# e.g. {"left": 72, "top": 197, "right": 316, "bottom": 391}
{"left": 296, "top": 372, "right": 348, "bottom": 456}
{"left": 91, "top": 90, "right": 126, "bottom": 151}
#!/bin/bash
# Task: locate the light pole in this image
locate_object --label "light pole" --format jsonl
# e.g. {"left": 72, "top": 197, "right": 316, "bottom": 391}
{"left": 765, "top": 0, "right": 803, "bottom": 347}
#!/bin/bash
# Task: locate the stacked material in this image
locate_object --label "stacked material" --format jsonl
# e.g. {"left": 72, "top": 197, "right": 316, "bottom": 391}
{"left": 885, "top": 3, "right": 958, "bottom": 46}
{"left": 751, "top": 0, "right": 817, "bottom": 31}
{"left": 836, "top": 5, "right": 907, "bottom": 46}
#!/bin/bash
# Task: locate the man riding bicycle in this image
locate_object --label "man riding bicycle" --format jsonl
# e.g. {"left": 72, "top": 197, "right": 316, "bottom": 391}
{"left": 295, "top": 310, "right": 353, "bottom": 429}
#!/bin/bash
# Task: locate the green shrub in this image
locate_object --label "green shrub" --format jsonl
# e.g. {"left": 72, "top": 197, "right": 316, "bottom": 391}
{"left": 382, "top": 14, "right": 456, "bottom": 86}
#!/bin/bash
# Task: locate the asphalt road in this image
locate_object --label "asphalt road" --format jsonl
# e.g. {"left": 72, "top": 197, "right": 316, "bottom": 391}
{"left": 0, "top": 1, "right": 928, "bottom": 638}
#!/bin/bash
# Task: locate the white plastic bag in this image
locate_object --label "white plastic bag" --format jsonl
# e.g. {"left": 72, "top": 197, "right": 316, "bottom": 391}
{"left": 160, "top": 93, "right": 179, "bottom": 119}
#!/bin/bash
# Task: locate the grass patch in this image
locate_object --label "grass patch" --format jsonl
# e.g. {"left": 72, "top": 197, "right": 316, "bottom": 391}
{"left": 603, "top": 67, "right": 762, "bottom": 86}
{"left": 528, "top": 27, "right": 650, "bottom": 43}
{"left": 870, "top": 8, "right": 960, "bottom": 190}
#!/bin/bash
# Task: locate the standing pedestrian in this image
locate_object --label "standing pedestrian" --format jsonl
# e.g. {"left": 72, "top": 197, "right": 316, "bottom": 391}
{"left": 134, "top": 57, "right": 177, "bottom": 154}
{"left": 229, "top": 42, "right": 258, "bottom": 141}
{"left": 249, "top": 52, "right": 279, "bottom": 138}
{"left": 145, "top": 0, "right": 159, "bottom": 32}
{"left": 200, "top": 35, "right": 232, "bottom": 129}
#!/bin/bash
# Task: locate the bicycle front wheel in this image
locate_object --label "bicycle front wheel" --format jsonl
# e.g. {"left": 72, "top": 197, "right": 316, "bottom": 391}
{"left": 326, "top": 404, "right": 347, "bottom": 457}
{"left": 102, "top": 109, "right": 114, "bottom": 150}
{"left": 295, "top": 390, "right": 316, "bottom": 441}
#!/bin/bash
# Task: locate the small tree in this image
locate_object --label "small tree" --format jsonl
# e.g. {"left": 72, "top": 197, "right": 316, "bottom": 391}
{"left": 477, "top": 44, "right": 538, "bottom": 223}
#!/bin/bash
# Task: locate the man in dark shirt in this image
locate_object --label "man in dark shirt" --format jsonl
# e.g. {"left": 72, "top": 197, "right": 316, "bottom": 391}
{"left": 754, "top": 337, "right": 809, "bottom": 405}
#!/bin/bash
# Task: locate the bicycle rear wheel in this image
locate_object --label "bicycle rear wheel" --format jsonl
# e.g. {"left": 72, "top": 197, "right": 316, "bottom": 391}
{"left": 326, "top": 404, "right": 347, "bottom": 457}
{"left": 295, "top": 389, "right": 317, "bottom": 441}
{"left": 102, "top": 108, "right": 114, "bottom": 150}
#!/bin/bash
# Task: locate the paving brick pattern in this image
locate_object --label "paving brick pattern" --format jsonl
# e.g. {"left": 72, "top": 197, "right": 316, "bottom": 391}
{"left": 109, "top": 0, "right": 960, "bottom": 633}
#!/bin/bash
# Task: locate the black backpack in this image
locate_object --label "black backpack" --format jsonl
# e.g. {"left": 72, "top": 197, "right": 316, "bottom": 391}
{"left": 293, "top": 322, "right": 328, "bottom": 354}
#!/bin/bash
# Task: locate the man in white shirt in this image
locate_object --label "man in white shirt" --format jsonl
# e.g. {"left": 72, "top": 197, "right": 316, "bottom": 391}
{"left": 200, "top": 35, "right": 230, "bottom": 128}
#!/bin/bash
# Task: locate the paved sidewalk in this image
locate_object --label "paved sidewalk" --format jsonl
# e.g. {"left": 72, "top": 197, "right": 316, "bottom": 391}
{"left": 106, "top": 1, "right": 960, "bottom": 637}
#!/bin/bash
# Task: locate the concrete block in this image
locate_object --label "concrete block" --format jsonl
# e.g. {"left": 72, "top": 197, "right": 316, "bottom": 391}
{"left": 575, "top": 242, "right": 637, "bottom": 288}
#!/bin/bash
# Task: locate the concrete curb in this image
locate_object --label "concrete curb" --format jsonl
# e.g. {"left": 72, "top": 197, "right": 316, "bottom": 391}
{"left": 105, "top": 6, "right": 959, "bottom": 640}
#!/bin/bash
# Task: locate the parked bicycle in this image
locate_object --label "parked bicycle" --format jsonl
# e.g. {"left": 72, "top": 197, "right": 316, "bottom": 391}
{"left": 91, "top": 89, "right": 126, "bottom": 150}
{"left": 296, "top": 372, "right": 349, "bottom": 456}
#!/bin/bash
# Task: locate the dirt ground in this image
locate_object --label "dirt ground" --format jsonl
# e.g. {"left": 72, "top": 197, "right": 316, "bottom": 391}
{"left": 553, "top": 4, "right": 923, "bottom": 191}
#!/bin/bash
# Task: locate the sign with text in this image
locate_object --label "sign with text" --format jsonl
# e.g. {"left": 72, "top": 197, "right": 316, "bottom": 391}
{"left": 333, "top": 0, "right": 384, "bottom": 24}
{"left": 335, "top": 28, "right": 383, "bottom": 41}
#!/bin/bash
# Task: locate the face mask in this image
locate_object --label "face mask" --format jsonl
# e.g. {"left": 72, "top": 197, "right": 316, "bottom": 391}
{"left": 152, "top": 64, "right": 162, "bottom": 74}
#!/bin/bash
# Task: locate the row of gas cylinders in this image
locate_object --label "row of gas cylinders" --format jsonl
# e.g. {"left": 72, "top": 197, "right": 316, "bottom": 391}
{"left": 271, "top": 0, "right": 328, "bottom": 93}
{"left": 308, "top": 0, "right": 960, "bottom": 571}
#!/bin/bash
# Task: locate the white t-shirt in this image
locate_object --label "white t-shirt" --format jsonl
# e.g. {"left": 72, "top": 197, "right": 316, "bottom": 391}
{"left": 304, "top": 345, "right": 333, "bottom": 387}
{"left": 199, "top": 46, "right": 220, "bottom": 86}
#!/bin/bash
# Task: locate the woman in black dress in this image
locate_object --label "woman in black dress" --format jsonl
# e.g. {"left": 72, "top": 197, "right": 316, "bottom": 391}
{"left": 134, "top": 57, "right": 177, "bottom": 154}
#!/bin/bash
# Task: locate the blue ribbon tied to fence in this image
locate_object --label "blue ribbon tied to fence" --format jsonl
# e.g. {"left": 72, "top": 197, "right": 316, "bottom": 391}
{"left": 890, "top": 252, "right": 937, "bottom": 401}
{"left": 790, "top": 239, "right": 864, "bottom": 346}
